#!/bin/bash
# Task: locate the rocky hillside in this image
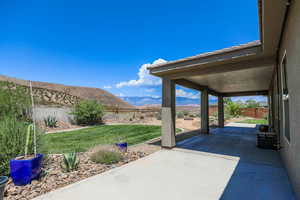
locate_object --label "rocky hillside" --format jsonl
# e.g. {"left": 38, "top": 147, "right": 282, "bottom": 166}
{"left": 0, "top": 75, "right": 133, "bottom": 108}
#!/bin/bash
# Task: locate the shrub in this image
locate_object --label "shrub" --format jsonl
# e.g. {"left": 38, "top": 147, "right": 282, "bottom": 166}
{"left": 225, "top": 101, "right": 242, "bottom": 118}
{"left": 0, "top": 81, "right": 31, "bottom": 120}
{"left": 182, "top": 110, "right": 190, "bottom": 116}
{"left": 156, "top": 111, "right": 161, "bottom": 120}
{"left": 177, "top": 112, "right": 184, "bottom": 118}
{"left": 90, "top": 150, "right": 122, "bottom": 164}
{"left": 0, "top": 115, "right": 44, "bottom": 176}
{"left": 61, "top": 152, "right": 80, "bottom": 172}
{"left": 44, "top": 116, "right": 58, "bottom": 128}
{"left": 71, "top": 100, "right": 104, "bottom": 125}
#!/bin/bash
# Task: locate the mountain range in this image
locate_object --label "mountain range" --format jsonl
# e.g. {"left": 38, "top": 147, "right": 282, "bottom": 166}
{"left": 120, "top": 96, "right": 218, "bottom": 106}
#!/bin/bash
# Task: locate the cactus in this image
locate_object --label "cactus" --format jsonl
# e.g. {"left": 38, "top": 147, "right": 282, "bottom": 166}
{"left": 24, "top": 124, "right": 34, "bottom": 158}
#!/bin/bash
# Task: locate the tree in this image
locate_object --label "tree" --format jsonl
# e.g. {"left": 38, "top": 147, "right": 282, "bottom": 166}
{"left": 225, "top": 101, "right": 242, "bottom": 117}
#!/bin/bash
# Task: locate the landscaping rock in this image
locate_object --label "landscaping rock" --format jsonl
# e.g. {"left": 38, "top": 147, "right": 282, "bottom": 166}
{"left": 5, "top": 150, "right": 149, "bottom": 200}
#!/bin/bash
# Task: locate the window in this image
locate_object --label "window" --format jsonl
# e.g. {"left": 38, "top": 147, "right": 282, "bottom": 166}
{"left": 280, "top": 53, "right": 290, "bottom": 142}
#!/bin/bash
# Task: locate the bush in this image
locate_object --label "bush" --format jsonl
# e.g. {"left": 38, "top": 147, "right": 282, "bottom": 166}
{"left": 0, "top": 81, "right": 31, "bottom": 120}
{"left": 225, "top": 101, "right": 242, "bottom": 118}
{"left": 71, "top": 100, "right": 104, "bottom": 125}
{"left": 0, "top": 115, "right": 44, "bottom": 176}
{"left": 177, "top": 112, "right": 184, "bottom": 119}
{"left": 156, "top": 111, "right": 161, "bottom": 120}
{"left": 90, "top": 150, "right": 122, "bottom": 164}
{"left": 44, "top": 116, "right": 58, "bottom": 128}
{"left": 182, "top": 110, "right": 190, "bottom": 116}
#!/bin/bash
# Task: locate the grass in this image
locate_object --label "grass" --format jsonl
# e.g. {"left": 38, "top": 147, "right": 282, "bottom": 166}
{"left": 236, "top": 118, "right": 268, "bottom": 125}
{"left": 90, "top": 150, "right": 122, "bottom": 164}
{"left": 43, "top": 125, "right": 180, "bottom": 154}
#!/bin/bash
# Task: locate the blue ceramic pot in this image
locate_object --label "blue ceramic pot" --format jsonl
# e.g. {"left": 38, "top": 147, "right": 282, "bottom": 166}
{"left": 10, "top": 154, "right": 43, "bottom": 186}
{"left": 115, "top": 142, "right": 128, "bottom": 152}
{"left": 0, "top": 176, "right": 8, "bottom": 200}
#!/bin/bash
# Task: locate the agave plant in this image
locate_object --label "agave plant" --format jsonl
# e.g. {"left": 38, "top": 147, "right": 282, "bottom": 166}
{"left": 61, "top": 152, "right": 79, "bottom": 172}
{"left": 44, "top": 116, "right": 57, "bottom": 128}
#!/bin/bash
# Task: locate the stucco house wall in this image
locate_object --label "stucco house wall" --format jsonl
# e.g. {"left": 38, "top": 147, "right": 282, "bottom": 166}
{"left": 276, "top": 0, "right": 300, "bottom": 197}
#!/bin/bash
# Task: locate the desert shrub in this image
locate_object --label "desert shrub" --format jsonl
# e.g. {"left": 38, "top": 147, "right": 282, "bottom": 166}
{"left": 188, "top": 114, "right": 196, "bottom": 118}
{"left": 0, "top": 81, "right": 31, "bottom": 120}
{"left": 61, "top": 152, "right": 80, "bottom": 172}
{"left": 156, "top": 111, "right": 161, "bottom": 120}
{"left": 182, "top": 110, "right": 190, "bottom": 116}
{"left": 0, "top": 115, "right": 44, "bottom": 176}
{"left": 44, "top": 116, "right": 58, "bottom": 128}
{"left": 90, "top": 150, "right": 122, "bottom": 164}
{"left": 177, "top": 112, "right": 184, "bottom": 118}
{"left": 71, "top": 100, "right": 104, "bottom": 125}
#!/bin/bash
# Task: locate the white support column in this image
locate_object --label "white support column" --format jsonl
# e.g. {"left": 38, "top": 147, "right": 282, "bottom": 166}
{"left": 161, "top": 78, "right": 176, "bottom": 148}
{"left": 218, "top": 96, "right": 224, "bottom": 128}
{"left": 201, "top": 89, "right": 209, "bottom": 134}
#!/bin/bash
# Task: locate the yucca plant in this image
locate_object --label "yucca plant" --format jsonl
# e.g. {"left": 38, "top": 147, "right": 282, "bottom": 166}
{"left": 44, "top": 116, "right": 57, "bottom": 128}
{"left": 61, "top": 152, "right": 79, "bottom": 172}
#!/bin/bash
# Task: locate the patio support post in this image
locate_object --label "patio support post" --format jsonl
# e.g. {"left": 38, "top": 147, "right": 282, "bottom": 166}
{"left": 161, "top": 78, "right": 176, "bottom": 148}
{"left": 218, "top": 96, "right": 224, "bottom": 128}
{"left": 201, "top": 89, "right": 209, "bottom": 134}
{"left": 268, "top": 93, "right": 273, "bottom": 130}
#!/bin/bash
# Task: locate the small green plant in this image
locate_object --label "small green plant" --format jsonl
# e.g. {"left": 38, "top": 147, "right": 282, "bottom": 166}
{"left": 90, "top": 150, "right": 122, "bottom": 164}
{"left": 177, "top": 112, "right": 184, "bottom": 118}
{"left": 182, "top": 110, "right": 190, "bottom": 116}
{"left": 61, "top": 152, "right": 80, "bottom": 172}
{"left": 156, "top": 111, "right": 161, "bottom": 120}
{"left": 44, "top": 116, "right": 57, "bottom": 128}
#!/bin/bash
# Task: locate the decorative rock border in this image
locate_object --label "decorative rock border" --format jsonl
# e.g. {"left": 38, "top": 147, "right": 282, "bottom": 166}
{"left": 5, "top": 150, "right": 148, "bottom": 200}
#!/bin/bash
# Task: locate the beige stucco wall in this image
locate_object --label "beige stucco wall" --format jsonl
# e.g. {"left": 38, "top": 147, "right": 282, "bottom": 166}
{"left": 275, "top": 0, "right": 300, "bottom": 197}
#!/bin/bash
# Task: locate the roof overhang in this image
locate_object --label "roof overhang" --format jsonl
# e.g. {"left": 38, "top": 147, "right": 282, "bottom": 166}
{"left": 148, "top": 0, "right": 288, "bottom": 97}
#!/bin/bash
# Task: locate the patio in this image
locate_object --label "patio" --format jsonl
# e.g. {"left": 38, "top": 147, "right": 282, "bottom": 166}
{"left": 34, "top": 123, "right": 295, "bottom": 200}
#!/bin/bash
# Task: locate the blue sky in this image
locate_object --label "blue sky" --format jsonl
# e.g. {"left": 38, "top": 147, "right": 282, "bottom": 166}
{"left": 0, "top": 0, "right": 264, "bottom": 101}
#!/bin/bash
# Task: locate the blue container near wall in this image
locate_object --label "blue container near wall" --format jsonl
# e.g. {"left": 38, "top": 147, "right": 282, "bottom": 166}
{"left": 115, "top": 142, "right": 128, "bottom": 152}
{"left": 10, "top": 154, "right": 43, "bottom": 186}
{"left": 0, "top": 176, "right": 8, "bottom": 200}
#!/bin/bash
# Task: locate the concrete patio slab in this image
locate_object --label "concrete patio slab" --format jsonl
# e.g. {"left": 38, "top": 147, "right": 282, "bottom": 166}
{"left": 35, "top": 150, "right": 240, "bottom": 200}
{"left": 34, "top": 124, "right": 295, "bottom": 200}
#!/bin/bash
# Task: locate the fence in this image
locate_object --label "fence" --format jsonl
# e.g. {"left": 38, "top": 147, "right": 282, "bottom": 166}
{"left": 33, "top": 106, "right": 73, "bottom": 123}
{"left": 240, "top": 107, "right": 268, "bottom": 119}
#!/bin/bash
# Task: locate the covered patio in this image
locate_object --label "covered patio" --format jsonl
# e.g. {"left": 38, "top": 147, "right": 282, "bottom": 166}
{"left": 148, "top": 41, "right": 275, "bottom": 148}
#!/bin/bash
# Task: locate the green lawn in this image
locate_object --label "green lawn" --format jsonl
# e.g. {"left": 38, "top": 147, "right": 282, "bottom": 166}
{"left": 236, "top": 119, "right": 268, "bottom": 125}
{"left": 43, "top": 125, "right": 176, "bottom": 154}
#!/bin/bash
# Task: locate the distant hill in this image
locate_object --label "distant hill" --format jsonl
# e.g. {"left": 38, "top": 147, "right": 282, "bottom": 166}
{"left": 120, "top": 96, "right": 218, "bottom": 106}
{"left": 0, "top": 75, "right": 133, "bottom": 108}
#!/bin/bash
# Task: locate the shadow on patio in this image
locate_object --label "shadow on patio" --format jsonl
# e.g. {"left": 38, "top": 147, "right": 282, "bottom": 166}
{"left": 174, "top": 124, "right": 296, "bottom": 200}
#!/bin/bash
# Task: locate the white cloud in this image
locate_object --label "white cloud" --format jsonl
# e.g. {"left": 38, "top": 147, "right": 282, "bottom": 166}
{"left": 116, "top": 58, "right": 167, "bottom": 88}
{"left": 103, "top": 85, "right": 112, "bottom": 89}
{"left": 117, "top": 93, "right": 125, "bottom": 97}
{"left": 176, "top": 89, "right": 199, "bottom": 99}
{"left": 145, "top": 88, "right": 155, "bottom": 92}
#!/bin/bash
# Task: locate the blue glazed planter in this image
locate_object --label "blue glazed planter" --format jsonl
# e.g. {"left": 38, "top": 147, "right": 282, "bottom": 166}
{"left": 10, "top": 154, "right": 43, "bottom": 186}
{"left": 115, "top": 142, "right": 128, "bottom": 152}
{"left": 0, "top": 176, "right": 8, "bottom": 200}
